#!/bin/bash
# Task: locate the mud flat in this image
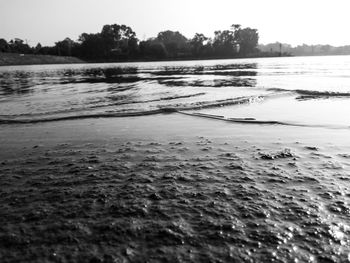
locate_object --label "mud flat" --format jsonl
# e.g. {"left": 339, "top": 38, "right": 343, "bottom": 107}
{"left": 1, "top": 114, "right": 350, "bottom": 262}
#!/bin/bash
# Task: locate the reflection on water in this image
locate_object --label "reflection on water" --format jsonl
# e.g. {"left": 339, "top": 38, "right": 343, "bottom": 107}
{"left": 158, "top": 78, "right": 257, "bottom": 88}
{"left": 1, "top": 56, "right": 350, "bottom": 126}
{"left": 0, "top": 61, "right": 261, "bottom": 118}
{"left": 0, "top": 63, "right": 259, "bottom": 94}
{"left": 0, "top": 71, "right": 36, "bottom": 96}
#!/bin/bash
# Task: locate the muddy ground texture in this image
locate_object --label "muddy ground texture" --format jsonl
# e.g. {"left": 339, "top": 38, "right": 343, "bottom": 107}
{"left": 1, "top": 137, "right": 350, "bottom": 262}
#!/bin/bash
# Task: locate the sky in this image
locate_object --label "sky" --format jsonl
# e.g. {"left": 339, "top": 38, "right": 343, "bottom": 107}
{"left": 1, "top": 0, "right": 350, "bottom": 47}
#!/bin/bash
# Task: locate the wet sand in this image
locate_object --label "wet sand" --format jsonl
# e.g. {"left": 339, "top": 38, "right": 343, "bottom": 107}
{"left": 1, "top": 114, "right": 350, "bottom": 262}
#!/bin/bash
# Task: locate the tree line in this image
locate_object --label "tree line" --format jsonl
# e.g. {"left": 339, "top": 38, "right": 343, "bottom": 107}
{"left": 259, "top": 42, "right": 350, "bottom": 56}
{"left": 0, "top": 23, "right": 259, "bottom": 61}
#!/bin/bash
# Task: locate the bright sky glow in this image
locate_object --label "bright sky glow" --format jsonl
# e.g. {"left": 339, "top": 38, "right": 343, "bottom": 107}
{"left": 1, "top": 0, "right": 349, "bottom": 46}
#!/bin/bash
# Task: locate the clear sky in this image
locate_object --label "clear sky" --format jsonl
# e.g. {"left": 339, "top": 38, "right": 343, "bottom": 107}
{"left": 1, "top": 0, "right": 349, "bottom": 47}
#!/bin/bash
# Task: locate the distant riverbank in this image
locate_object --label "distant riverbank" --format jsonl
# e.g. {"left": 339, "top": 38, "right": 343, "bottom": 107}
{"left": 0, "top": 52, "right": 293, "bottom": 66}
{"left": 0, "top": 52, "right": 84, "bottom": 66}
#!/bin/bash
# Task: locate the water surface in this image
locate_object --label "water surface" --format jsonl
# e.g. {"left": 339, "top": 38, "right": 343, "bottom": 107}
{"left": 1, "top": 56, "right": 350, "bottom": 127}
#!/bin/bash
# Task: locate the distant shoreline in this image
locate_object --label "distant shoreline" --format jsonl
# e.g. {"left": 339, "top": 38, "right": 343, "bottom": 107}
{"left": 82, "top": 53, "right": 292, "bottom": 64}
{"left": 0, "top": 52, "right": 84, "bottom": 66}
{"left": 2, "top": 52, "right": 350, "bottom": 67}
{"left": 6, "top": 52, "right": 348, "bottom": 67}
{"left": 0, "top": 52, "right": 293, "bottom": 67}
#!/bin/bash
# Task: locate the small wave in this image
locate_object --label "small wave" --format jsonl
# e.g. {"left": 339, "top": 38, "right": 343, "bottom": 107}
{"left": 153, "top": 70, "right": 258, "bottom": 77}
{"left": 158, "top": 78, "right": 257, "bottom": 88}
{"left": 297, "top": 90, "right": 350, "bottom": 97}
{"left": 62, "top": 76, "right": 183, "bottom": 85}
{"left": 0, "top": 96, "right": 261, "bottom": 124}
{"left": 1, "top": 108, "right": 349, "bottom": 130}
{"left": 160, "top": 96, "right": 264, "bottom": 111}
{"left": 267, "top": 88, "right": 290, "bottom": 92}
{"left": 178, "top": 112, "right": 350, "bottom": 129}
{"left": 0, "top": 109, "right": 177, "bottom": 124}
{"left": 151, "top": 64, "right": 257, "bottom": 76}
{"left": 295, "top": 90, "right": 350, "bottom": 100}
{"left": 267, "top": 88, "right": 350, "bottom": 101}
{"left": 267, "top": 88, "right": 350, "bottom": 98}
{"left": 110, "top": 92, "right": 206, "bottom": 104}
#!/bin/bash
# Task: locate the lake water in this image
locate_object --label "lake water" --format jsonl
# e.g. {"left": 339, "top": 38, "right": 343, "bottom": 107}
{"left": 1, "top": 55, "right": 350, "bottom": 128}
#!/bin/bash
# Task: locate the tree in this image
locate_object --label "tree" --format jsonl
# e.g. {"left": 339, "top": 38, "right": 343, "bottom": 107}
{"left": 213, "top": 30, "right": 237, "bottom": 56}
{"left": 77, "top": 24, "right": 139, "bottom": 59}
{"left": 78, "top": 33, "right": 105, "bottom": 59}
{"left": 34, "top": 43, "right": 42, "bottom": 54}
{"left": 100, "top": 24, "right": 138, "bottom": 58}
{"left": 231, "top": 24, "right": 241, "bottom": 31}
{"left": 7, "top": 38, "right": 32, "bottom": 54}
{"left": 236, "top": 27, "right": 259, "bottom": 55}
{"left": 0, "top": 22, "right": 262, "bottom": 60}
{"left": 190, "top": 33, "right": 208, "bottom": 56}
{"left": 156, "top": 30, "right": 189, "bottom": 58}
{"left": 55, "top": 38, "right": 75, "bottom": 56}
{"left": 0, "top": 39, "right": 9, "bottom": 52}
{"left": 139, "top": 38, "right": 168, "bottom": 59}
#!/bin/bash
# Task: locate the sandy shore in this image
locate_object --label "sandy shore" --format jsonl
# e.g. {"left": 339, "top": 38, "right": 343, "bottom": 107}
{"left": 1, "top": 114, "right": 350, "bottom": 262}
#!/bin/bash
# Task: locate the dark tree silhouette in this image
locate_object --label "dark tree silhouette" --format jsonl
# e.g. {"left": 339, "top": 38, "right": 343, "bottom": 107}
{"left": 139, "top": 39, "right": 168, "bottom": 59}
{"left": 236, "top": 27, "right": 259, "bottom": 56}
{"left": 78, "top": 33, "right": 105, "bottom": 59}
{"left": 0, "top": 23, "right": 264, "bottom": 61}
{"left": 156, "top": 31, "right": 189, "bottom": 58}
{"left": 190, "top": 33, "right": 209, "bottom": 56}
{"left": 100, "top": 24, "right": 138, "bottom": 58}
{"left": 34, "top": 43, "right": 42, "bottom": 54}
{"left": 213, "top": 30, "right": 237, "bottom": 56}
{"left": 0, "top": 39, "right": 9, "bottom": 52}
{"left": 76, "top": 24, "right": 139, "bottom": 59}
{"left": 7, "top": 39, "right": 32, "bottom": 54}
{"left": 55, "top": 38, "right": 75, "bottom": 56}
